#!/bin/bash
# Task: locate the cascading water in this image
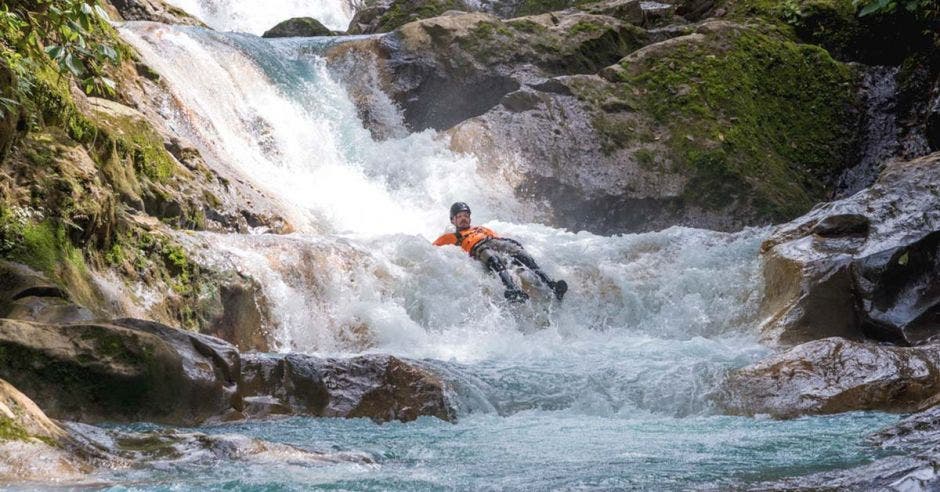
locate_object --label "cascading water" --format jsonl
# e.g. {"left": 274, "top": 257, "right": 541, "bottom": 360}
{"left": 102, "top": 9, "right": 899, "bottom": 488}
{"left": 164, "top": 0, "right": 355, "bottom": 33}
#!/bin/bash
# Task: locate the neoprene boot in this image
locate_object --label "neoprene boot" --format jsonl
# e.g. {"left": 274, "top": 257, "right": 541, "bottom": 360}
{"left": 551, "top": 280, "right": 567, "bottom": 301}
{"left": 498, "top": 270, "right": 529, "bottom": 303}
{"left": 531, "top": 268, "right": 567, "bottom": 301}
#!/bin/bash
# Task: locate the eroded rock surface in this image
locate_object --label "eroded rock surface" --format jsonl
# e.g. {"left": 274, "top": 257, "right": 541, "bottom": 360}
{"left": 715, "top": 337, "right": 940, "bottom": 418}
{"left": 107, "top": 0, "right": 205, "bottom": 26}
{"left": 759, "top": 152, "right": 940, "bottom": 346}
{"left": 0, "top": 378, "right": 96, "bottom": 482}
{"left": 241, "top": 353, "right": 455, "bottom": 422}
{"left": 0, "top": 318, "right": 242, "bottom": 425}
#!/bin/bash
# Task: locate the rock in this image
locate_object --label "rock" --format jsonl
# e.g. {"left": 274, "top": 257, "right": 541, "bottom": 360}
{"left": 329, "top": 11, "right": 648, "bottom": 132}
{"left": 0, "top": 318, "right": 242, "bottom": 425}
{"left": 928, "top": 77, "right": 940, "bottom": 152}
{"left": 759, "top": 152, "right": 940, "bottom": 346}
{"left": 107, "top": 0, "right": 206, "bottom": 26}
{"left": 869, "top": 402, "right": 940, "bottom": 450}
{"left": 759, "top": 453, "right": 940, "bottom": 490}
{"left": 262, "top": 17, "right": 335, "bottom": 38}
{"left": 0, "top": 261, "right": 95, "bottom": 324}
{"left": 80, "top": 424, "right": 374, "bottom": 465}
{"left": 196, "top": 275, "right": 273, "bottom": 352}
{"left": 446, "top": 21, "right": 860, "bottom": 234}
{"left": 347, "top": 0, "right": 471, "bottom": 34}
{"left": 715, "top": 337, "right": 940, "bottom": 418}
{"left": 0, "top": 378, "right": 94, "bottom": 482}
{"left": 241, "top": 353, "right": 455, "bottom": 422}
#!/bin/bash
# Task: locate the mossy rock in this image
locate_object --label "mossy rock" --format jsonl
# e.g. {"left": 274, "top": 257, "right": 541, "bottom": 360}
{"left": 605, "top": 22, "right": 860, "bottom": 223}
{"left": 447, "top": 21, "right": 862, "bottom": 233}
{"left": 349, "top": 0, "right": 471, "bottom": 34}
{"left": 262, "top": 17, "right": 335, "bottom": 38}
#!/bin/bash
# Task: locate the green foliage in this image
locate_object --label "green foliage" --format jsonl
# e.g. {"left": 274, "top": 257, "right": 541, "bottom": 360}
{"left": 0, "top": 0, "right": 120, "bottom": 114}
{"left": 853, "top": 0, "right": 937, "bottom": 17}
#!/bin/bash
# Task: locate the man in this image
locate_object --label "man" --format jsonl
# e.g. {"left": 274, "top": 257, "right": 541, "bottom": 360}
{"left": 433, "top": 202, "right": 567, "bottom": 303}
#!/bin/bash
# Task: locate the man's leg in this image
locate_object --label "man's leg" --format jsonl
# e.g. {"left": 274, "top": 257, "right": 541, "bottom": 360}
{"left": 476, "top": 246, "right": 528, "bottom": 302}
{"left": 491, "top": 240, "right": 567, "bottom": 301}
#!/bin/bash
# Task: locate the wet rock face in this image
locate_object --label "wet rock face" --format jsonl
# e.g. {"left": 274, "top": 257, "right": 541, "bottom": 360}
{"left": 715, "top": 337, "right": 940, "bottom": 418}
{"left": 759, "top": 152, "right": 940, "bottom": 346}
{"left": 0, "top": 318, "right": 241, "bottom": 425}
{"left": 263, "top": 17, "right": 335, "bottom": 38}
{"left": 447, "top": 20, "right": 860, "bottom": 234}
{"left": 0, "top": 378, "right": 93, "bottom": 482}
{"left": 241, "top": 353, "right": 455, "bottom": 422}
{"left": 107, "top": 0, "right": 205, "bottom": 26}
{"left": 0, "top": 261, "right": 95, "bottom": 324}
{"left": 329, "top": 10, "right": 650, "bottom": 132}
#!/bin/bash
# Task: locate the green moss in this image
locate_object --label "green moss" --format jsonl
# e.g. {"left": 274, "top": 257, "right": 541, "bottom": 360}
{"left": 619, "top": 27, "right": 858, "bottom": 219}
{"left": 0, "top": 417, "right": 32, "bottom": 442}
{"left": 376, "top": 0, "right": 468, "bottom": 32}
{"left": 570, "top": 20, "right": 603, "bottom": 34}
{"left": 633, "top": 148, "right": 655, "bottom": 169}
{"left": 512, "top": 0, "right": 581, "bottom": 16}
{"left": 592, "top": 113, "right": 636, "bottom": 154}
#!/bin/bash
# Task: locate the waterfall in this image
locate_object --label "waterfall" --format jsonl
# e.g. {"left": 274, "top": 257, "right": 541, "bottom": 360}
{"left": 164, "top": 0, "right": 356, "bottom": 33}
{"left": 82, "top": 5, "right": 909, "bottom": 487}
{"left": 119, "top": 21, "right": 772, "bottom": 418}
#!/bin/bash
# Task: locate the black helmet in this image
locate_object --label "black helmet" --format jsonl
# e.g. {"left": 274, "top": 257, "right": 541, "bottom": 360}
{"left": 449, "top": 202, "right": 471, "bottom": 219}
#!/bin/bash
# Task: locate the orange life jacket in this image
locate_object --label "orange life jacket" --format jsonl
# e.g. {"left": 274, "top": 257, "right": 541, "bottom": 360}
{"left": 433, "top": 226, "right": 498, "bottom": 255}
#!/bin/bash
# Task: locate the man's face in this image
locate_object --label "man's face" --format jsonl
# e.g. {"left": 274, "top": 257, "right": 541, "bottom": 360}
{"left": 451, "top": 211, "right": 471, "bottom": 229}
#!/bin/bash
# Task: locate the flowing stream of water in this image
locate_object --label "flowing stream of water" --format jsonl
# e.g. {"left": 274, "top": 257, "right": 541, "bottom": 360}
{"left": 99, "top": 4, "right": 901, "bottom": 488}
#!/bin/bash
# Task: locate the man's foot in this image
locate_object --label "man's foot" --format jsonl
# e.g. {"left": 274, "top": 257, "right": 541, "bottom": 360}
{"left": 504, "top": 289, "right": 529, "bottom": 303}
{"left": 552, "top": 280, "right": 567, "bottom": 301}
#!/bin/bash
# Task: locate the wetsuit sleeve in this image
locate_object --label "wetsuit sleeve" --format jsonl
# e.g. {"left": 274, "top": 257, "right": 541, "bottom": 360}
{"left": 433, "top": 234, "right": 456, "bottom": 246}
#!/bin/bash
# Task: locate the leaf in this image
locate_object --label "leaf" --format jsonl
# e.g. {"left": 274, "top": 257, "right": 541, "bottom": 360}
{"left": 45, "top": 44, "right": 65, "bottom": 60}
{"left": 81, "top": 3, "right": 94, "bottom": 15}
{"left": 98, "top": 44, "right": 118, "bottom": 62}
{"left": 94, "top": 5, "right": 112, "bottom": 21}
{"left": 898, "top": 252, "right": 909, "bottom": 266}
{"left": 63, "top": 53, "right": 86, "bottom": 76}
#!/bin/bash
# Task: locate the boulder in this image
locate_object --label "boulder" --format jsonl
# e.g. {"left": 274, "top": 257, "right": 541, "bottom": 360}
{"left": 0, "top": 378, "right": 92, "bottom": 482}
{"left": 347, "top": 0, "right": 471, "bottom": 34}
{"left": 715, "top": 337, "right": 940, "bottom": 418}
{"left": 759, "top": 152, "right": 940, "bottom": 346}
{"left": 195, "top": 272, "right": 273, "bottom": 352}
{"left": 445, "top": 21, "right": 860, "bottom": 234}
{"left": 241, "top": 353, "right": 455, "bottom": 422}
{"left": 328, "top": 10, "right": 648, "bottom": 132}
{"left": 107, "top": 0, "right": 206, "bottom": 26}
{"left": 0, "top": 318, "right": 241, "bottom": 425}
{"left": 0, "top": 260, "right": 95, "bottom": 324}
{"left": 262, "top": 17, "right": 335, "bottom": 38}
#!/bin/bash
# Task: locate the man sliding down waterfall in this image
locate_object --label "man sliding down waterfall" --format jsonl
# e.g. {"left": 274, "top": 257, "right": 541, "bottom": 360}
{"left": 433, "top": 202, "right": 568, "bottom": 303}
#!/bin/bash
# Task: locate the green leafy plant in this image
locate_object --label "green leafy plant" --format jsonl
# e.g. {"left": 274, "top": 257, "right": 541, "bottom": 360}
{"left": 0, "top": 0, "right": 120, "bottom": 105}
{"left": 853, "top": 0, "right": 938, "bottom": 18}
